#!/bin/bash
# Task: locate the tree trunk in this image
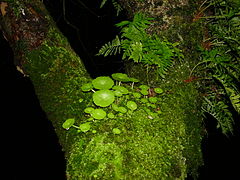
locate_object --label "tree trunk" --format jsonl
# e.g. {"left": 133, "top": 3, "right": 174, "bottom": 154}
{"left": 0, "top": 0, "right": 204, "bottom": 179}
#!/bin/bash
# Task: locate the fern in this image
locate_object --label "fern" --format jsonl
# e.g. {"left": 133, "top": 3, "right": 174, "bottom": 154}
{"left": 226, "top": 87, "right": 240, "bottom": 114}
{"left": 112, "top": 0, "right": 122, "bottom": 16}
{"left": 192, "top": 0, "right": 240, "bottom": 135}
{"left": 97, "top": 35, "right": 121, "bottom": 57}
{"left": 202, "top": 96, "right": 234, "bottom": 135}
{"left": 98, "top": 13, "right": 183, "bottom": 78}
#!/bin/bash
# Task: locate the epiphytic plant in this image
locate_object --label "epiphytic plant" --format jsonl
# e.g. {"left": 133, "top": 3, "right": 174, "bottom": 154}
{"left": 63, "top": 73, "right": 165, "bottom": 134}
{"left": 97, "top": 13, "right": 184, "bottom": 78}
{"left": 191, "top": 0, "right": 240, "bottom": 135}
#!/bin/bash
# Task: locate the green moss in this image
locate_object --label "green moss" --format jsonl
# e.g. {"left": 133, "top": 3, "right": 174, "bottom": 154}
{"left": 19, "top": 4, "right": 203, "bottom": 179}
{"left": 22, "top": 26, "right": 91, "bottom": 151}
{"left": 65, "top": 64, "right": 203, "bottom": 179}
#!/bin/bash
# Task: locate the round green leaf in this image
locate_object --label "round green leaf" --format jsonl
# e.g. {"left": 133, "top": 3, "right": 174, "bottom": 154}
{"left": 92, "top": 76, "right": 114, "bottom": 90}
{"left": 107, "top": 112, "right": 115, "bottom": 118}
{"left": 139, "top": 85, "right": 150, "bottom": 90}
{"left": 127, "top": 101, "right": 138, "bottom": 111}
{"left": 93, "top": 90, "right": 115, "bottom": 107}
{"left": 112, "top": 128, "right": 121, "bottom": 135}
{"left": 81, "top": 83, "right": 93, "bottom": 92}
{"left": 154, "top": 88, "right": 163, "bottom": 94}
{"left": 111, "top": 73, "right": 129, "bottom": 82}
{"left": 112, "top": 104, "right": 119, "bottom": 111}
{"left": 118, "top": 106, "right": 127, "bottom": 113}
{"left": 141, "top": 98, "right": 148, "bottom": 103}
{"left": 62, "top": 118, "right": 75, "bottom": 130}
{"left": 132, "top": 92, "right": 141, "bottom": 98}
{"left": 150, "top": 104, "right": 157, "bottom": 108}
{"left": 149, "top": 97, "right": 158, "bottom": 103}
{"left": 91, "top": 109, "right": 107, "bottom": 119}
{"left": 112, "top": 86, "right": 129, "bottom": 94}
{"left": 128, "top": 77, "right": 139, "bottom": 83}
{"left": 84, "top": 107, "right": 95, "bottom": 114}
{"left": 140, "top": 89, "right": 149, "bottom": 96}
{"left": 79, "top": 123, "right": 91, "bottom": 132}
{"left": 114, "top": 90, "right": 123, "bottom": 97}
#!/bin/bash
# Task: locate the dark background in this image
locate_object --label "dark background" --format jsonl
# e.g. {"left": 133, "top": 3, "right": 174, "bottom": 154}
{"left": 1, "top": 0, "right": 239, "bottom": 179}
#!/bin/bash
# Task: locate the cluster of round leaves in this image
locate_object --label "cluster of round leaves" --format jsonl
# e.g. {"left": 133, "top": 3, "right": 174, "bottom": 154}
{"left": 62, "top": 73, "right": 164, "bottom": 133}
{"left": 62, "top": 118, "right": 92, "bottom": 133}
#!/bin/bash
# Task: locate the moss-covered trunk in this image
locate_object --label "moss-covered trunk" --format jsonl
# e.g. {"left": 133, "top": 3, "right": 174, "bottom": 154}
{"left": 0, "top": 0, "right": 204, "bottom": 179}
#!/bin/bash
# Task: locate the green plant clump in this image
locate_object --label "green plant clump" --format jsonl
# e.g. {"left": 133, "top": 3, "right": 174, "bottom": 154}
{"left": 63, "top": 71, "right": 203, "bottom": 179}
{"left": 97, "top": 13, "right": 184, "bottom": 78}
{"left": 191, "top": 0, "right": 240, "bottom": 135}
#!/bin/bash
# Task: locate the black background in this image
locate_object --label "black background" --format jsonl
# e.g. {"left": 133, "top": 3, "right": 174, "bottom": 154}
{"left": 1, "top": 0, "right": 240, "bottom": 179}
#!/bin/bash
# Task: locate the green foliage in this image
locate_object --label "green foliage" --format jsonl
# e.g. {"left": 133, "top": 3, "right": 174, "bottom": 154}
{"left": 62, "top": 118, "right": 75, "bottom": 130}
{"left": 112, "top": 0, "right": 123, "bottom": 16}
{"left": 73, "top": 73, "right": 166, "bottom": 122}
{"left": 97, "top": 35, "right": 122, "bottom": 57}
{"left": 62, "top": 118, "right": 92, "bottom": 133}
{"left": 202, "top": 96, "right": 235, "bottom": 134}
{"left": 192, "top": 0, "right": 240, "bottom": 135}
{"left": 66, "top": 72, "right": 202, "bottom": 179}
{"left": 79, "top": 122, "right": 91, "bottom": 132}
{"left": 66, "top": 64, "right": 204, "bottom": 179}
{"left": 97, "top": 13, "right": 184, "bottom": 78}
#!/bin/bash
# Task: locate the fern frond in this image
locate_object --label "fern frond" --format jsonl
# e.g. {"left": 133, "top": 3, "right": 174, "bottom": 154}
{"left": 97, "top": 36, "right": 121, "bottom": 57}
{"left": 225, "top": 87, "right": 240, "bottom": 114}
{"left": 213, "top": 74, "right": 240, "bottom": 114}
{"left": 128, "top": 42, "right": 144, "bottom": 62}
{"left": 112, "top": 0, "right": 122, "bottom": 16}
{"left": 98, "top": 13, "right": 182, "bottom": 78}
{"left": 202, "top": 97, "right": 234, "bottom": 135}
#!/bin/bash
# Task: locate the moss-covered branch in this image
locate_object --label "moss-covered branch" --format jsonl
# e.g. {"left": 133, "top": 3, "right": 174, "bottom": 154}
{"left": 1, "top": 0, "right": 204, "bottom": 179}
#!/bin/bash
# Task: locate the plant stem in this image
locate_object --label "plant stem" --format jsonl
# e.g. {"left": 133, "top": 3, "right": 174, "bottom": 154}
{"left": 72, "top": 125, "right": 80, "bottom": 129}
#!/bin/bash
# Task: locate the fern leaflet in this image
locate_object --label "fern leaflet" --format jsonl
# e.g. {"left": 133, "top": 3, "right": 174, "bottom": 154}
{"left": 97, "top": 35, "right": 121, "bottom": 57}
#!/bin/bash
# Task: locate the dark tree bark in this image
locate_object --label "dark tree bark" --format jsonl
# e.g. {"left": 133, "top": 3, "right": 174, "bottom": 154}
{"left": 0, "top": 0, "right": 204, "bottom": 179}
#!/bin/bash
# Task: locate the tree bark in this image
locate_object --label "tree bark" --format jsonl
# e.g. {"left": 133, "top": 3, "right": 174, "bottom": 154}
{"left": 0, "top": 0, "right": 204, "bottom": 179}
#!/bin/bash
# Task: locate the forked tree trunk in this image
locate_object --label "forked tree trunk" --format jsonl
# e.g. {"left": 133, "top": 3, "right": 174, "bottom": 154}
{"left": 0, "top": 0, "right": 204, "bottom": 179}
